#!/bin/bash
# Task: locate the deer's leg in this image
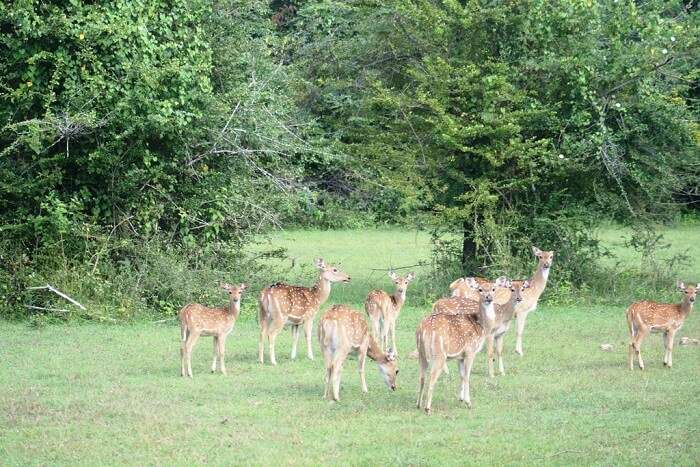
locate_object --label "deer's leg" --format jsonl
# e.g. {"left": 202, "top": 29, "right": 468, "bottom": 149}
{"left": 180, "top": 330, "right": 188, "bottom": 377}
{"left": 416, "top": 356, "right": 426, "bottom": 409}
{"left": 495, "top": 334, "right": 506, "bottom": 375}
{"left": 218, "top": 336, "right": 227, "bottom": 375}
{"left": 267, "top": 319, "right": 285, "bottom": 366}
{"left": 304, "top": 319, "right": 315, "bottom": 360}
{"left": 665, "top": 329, "right": 677, "bottom": 368}
{"left": 290, "top": 325, "right": 300, "bottom": 360}
{"left": 324, "top": 365, "right": 332, "bottom": 400}
{"left": 211, "top": 336, "right": 219, "bottom": 373}
{"left": 258, "top": 319, "right": 268, "bottom": 364}
{"left": 632, "top": 326, "right": 648, "bottom": 370}
{"left": 391, "top": 319, "right": 398, "bottom": 356}
{"left": 515, "top": 310, "right": 529, "bottom": 356}
{"left": 358, "top": 346, "right": 368, "bottom": 393}
{"left": 462, "top": 352, "right": 476, "bottom": 408}
{"left": 184, "top": 331, "right": 200, "bottom": 378}
{"left": 458, "top": 358, "right": 467, "bottom": 402}
{"left": 331, "top": 354, "right": 345, "bottom": 402}
{"left": 424, "top": 354, "right": 445, "bottom": 415}
{"left": 486, "top": 335, "right": 495, "bottom": 378}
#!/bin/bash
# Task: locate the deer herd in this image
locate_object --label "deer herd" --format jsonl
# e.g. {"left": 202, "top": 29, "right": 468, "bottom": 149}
{"left": 178, "top": 247, "right": 697, "bottom": 414}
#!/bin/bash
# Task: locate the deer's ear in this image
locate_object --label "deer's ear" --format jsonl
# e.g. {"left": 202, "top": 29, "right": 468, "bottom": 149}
{"left": 449, "top": 278, "right": 464, "bottom": 290}
{"left": 386, "top": 349, "right": 396, "bottom": 361}
{"left": 532, "top": 246, "right": 542, "bottom": 257}
{"left": 388, "top": 270, "right": 399, "bottom": 280}
{"left": 240, "top": 283, "right": 247, "bottom": 291}
{"left": 522, "top": 280, "right": 531, "bottom": 289}
{"left": 495, "top": 276, "right": 511, "bottom": 288}
{"left": 406, "top": 272, "right": 416, "bottom": 281}
{"left": 677, "top": 280, "right": 686, "bottom": 291}
{"left": 314, "top": 258, "right": 326, "bottom": 269}
{"left": 465, "top": 277, "right": 479, "bottom": 289}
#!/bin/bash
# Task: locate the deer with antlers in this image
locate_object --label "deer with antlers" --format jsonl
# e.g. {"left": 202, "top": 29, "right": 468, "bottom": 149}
{"left": 449, "top": 246, "right": 554, "bottom": 356}
{"left": 626, "top": 281, "right": 697, "bottom": 370}
{"left": 258, "top": 258, "right": 350, "bottom": 365}
{"left": 318, "top": 305, "right": 399, "bottom": 401}
{"left": 179, "top": 283, "right": 247, "bottom": 378}
{"left": 364, "top": 271, "right": 416, "bottom": 355}
{"left": 416, "top": 277, "right": 507, "bottom": 413}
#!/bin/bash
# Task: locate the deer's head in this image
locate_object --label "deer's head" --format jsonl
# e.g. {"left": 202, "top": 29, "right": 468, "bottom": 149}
{"left": 378, "top": 349, "right": 398, "bottom": 391}
{"left": 677, "top": 281, "right": 698, "bottom": 304}
{"left": 315, "top": 258, "right": 351, "bottom": 283}
{"left": 220, "top": 283, "right": 247, "bottom": 304}
{"left": 465, "top": 277, "right": 510, "bottom": 305}
{"left": 532, "top": 246, "right": 555, "bottom": 270}
{"left": 388, "top": 270, "right": 416, "bottom": 295}
{"left": 511, "top": 280, "right": 531, "bottom": 304}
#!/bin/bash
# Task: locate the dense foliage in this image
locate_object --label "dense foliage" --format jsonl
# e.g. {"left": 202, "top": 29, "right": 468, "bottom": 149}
{"left": 1, "top": 0, "right": 698, "bottom": 319}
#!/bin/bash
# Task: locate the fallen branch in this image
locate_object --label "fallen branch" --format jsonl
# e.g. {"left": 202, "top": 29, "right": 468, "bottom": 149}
{"left": 26, "top": 284, "right": 86, "bottom": 310}
{"left": 368, "top": 261, "right": 427, "bottom": 271}
{"left": 24, "top": 305, "right": 69, "bottom": 313}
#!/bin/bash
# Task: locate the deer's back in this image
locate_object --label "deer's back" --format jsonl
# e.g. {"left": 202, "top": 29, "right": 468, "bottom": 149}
{"left": 433, "top": 297, "right": 479, "bottom": 315}
{"left": 320, "top": 305, "right": 369, "bottom": 347}
{"left": 418, "top": 312, "right": 484, "bottom": 356}
{"left": 263, "top": 282, "right": 321, "bottom": 321}
{"left": 179, "top": 303, "right": 233, "bottom": 334}
{"left": 628, "top": 300, "right": 683, "bottom": 328}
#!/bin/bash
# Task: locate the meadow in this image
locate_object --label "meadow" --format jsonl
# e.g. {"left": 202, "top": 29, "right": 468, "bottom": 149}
{"left": 1, "top": 227, "right": 699, "bottom": 465}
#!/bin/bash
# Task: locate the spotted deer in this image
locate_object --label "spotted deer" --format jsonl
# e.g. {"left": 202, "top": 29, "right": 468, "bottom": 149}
{"left": 486, "top": 280, "right": 530, "bottom": 377}
{"left": 448, "top": 246, "right": 554, "bottom": 356}
{"left": 318, "top": 305, "right": 398, "bottom": 401}
{"left": 364, "top": 271, "right": 416, "bottom": 355}
{"left": 258, "top": 258, "right": 350, "bottom": 365}
{"left": 415, "top": 278, "right": 504, "bottom": 413}
{"left": 626, "top": 281, "right": 697, "bottom": 370}
{"left": 179, "top": 283, "right": 247, "bottom": 378}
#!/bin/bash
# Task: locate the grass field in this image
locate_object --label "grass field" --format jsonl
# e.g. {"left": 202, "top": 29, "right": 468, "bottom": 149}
{"left": 2, "top": 227, "right": 699, "bottom": 465}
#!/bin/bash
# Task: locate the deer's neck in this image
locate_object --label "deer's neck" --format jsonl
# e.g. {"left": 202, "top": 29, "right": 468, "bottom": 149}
{"left": 479, "top": 300, "right": 497, "bottom": 332}
{"left": 533, "top": 264, "right": 550, "bottom": 289}
{"left": 227, "top": 298, "right": 240, "bottom": 320}
{"left": 392, "top": 289, "right": 406, "bottom": 309}
{"left": 312, "top": 275, "right": 332, "bottom": 306}
{"left": 680, "top": 298, "right": 695, "bottom": 317}
{"left": 366, "top": 334, "right": 386, "bottom": 362}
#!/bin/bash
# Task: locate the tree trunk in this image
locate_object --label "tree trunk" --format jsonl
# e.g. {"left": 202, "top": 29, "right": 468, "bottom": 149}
{"left": 461, "top": 220, "right": 477, "bottom": 274}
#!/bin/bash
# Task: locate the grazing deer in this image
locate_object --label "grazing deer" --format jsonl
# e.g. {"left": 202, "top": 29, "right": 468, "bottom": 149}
{"left": 179, "top": 283, "right": 247, "bottom": 378}
{"left": 415, "top": 278, "right": 505, "bottom": 413}
{"left": 318, "top": 305, "right": 399, "bottom": 401}
{"left": 448, "top": 246, "right": 554, "bottom": 356}
{"left": 258, "top": 258, "right": 350, "bottom": 365}
{"left": 626, "top": 281, "right": 697, "bottom": 370}
{"left": 364, "top": 271, "right": 416, "bottom": 355}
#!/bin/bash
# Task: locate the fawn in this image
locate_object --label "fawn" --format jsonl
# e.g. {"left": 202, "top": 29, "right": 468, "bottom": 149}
{"left": 318, "top": 305, "right": 399, "bottom": 401}
{"left": 486, "top": 280, "right": 530, "bottom": 377}
{"left": 179, "top": 283, "right": 247, "bottom": 378}
{"left": 415, "top": 278, "right": 505, "bottom": 413}
{"left": 448, "top": 246, "right": 553, "bottom": 356}
{"left": 258, "top": 258, "right": 350, "bottom": 365}
{"left": 364, "top": 271, "right": 416, "bottom": 355}
{"left": 626, "top": 281, "right": 697, "bottom": 370}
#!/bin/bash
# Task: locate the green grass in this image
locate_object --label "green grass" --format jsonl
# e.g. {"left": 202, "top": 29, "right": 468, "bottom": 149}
{"left": 597, "top": 223, "right": 700, "bottom": 278}
{"left": 2, "top": 227, "right": 699, "bottom": 465}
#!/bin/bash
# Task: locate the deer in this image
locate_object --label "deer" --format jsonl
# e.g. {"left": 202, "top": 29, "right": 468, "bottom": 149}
{"left": 179, "top": 283, "right": 247, "bottom": 378}
{"left": 415, "top": 277, "right": 506, "bottom": 414}
{"left": 485, "top": 279, "right": 531, "bottom": 377}
{"left": 448, "top": 246, "right": 554, "bottom": 356}
{"left": 626, "top": 281, "right": 697, "bottom": 370}
{"left": 318, "top": 304, "right": 399, "bottom": 401}
{"left": 364, "top": 271, "right": 416, "bottom": 356}
{"left": 258, "top": 258, "right": 350, "bottom": 365}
